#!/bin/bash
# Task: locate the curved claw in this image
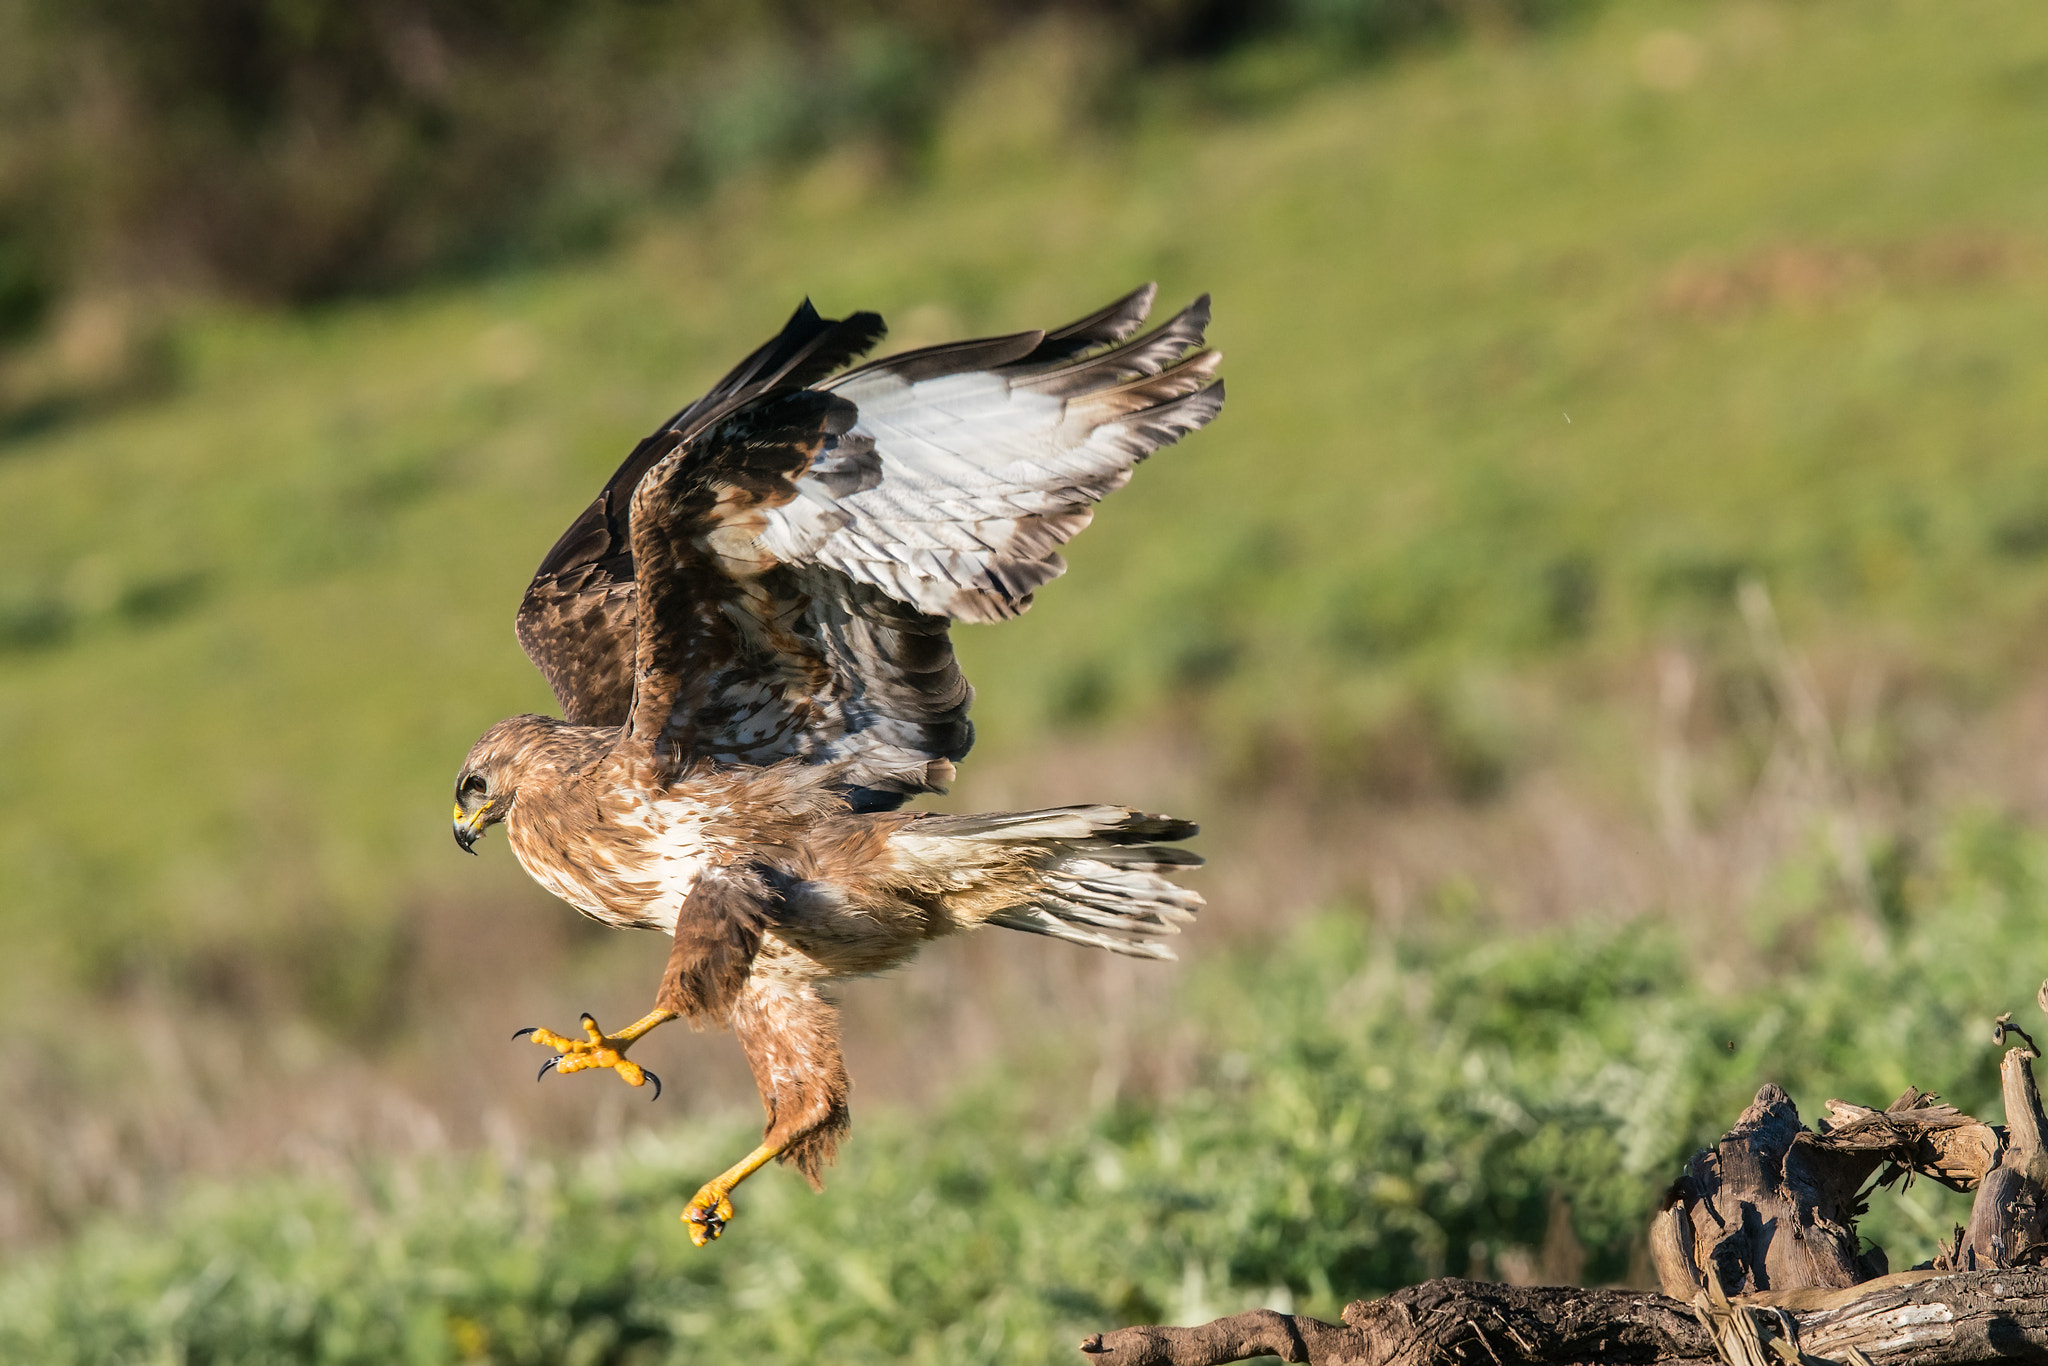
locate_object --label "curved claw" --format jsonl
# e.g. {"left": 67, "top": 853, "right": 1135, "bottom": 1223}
{"left": 511, "top": 1026, "right": 539, "bottom": 1042}
{"left": 644, "top": 1069, "right": 662, "bottom": 1102}
{"left": 537, "top": 1054, "right": 561, "bottom": 1081}
{"left": 684, "top": 1203, "right": 729, "bottom": 1246}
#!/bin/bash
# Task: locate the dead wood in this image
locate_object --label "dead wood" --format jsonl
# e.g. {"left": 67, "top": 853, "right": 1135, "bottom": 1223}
{"left": 1083, "top": 984, "right": 2048, "bottom": 1366}
{"left": 1954, "top": 1037, "right": 2048, "bottom": 1273}
{"left": 1651, "top": 1085, "right": 2002, "bottom": 1296}
{"left": 1077, "top": 1270, "right": 2048, "bottom": 1366}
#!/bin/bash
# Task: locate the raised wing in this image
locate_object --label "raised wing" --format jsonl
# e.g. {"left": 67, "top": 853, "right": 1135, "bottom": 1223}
{"left": 767, "top": 292, "right": 1223, "bottom": 623}
{"left": 517, "top": 285, "right": 1223, "bottom": 808}
{"left": 515, "top": 301, "right": 886, "bottom": 725}
{"left": 615, "top": 381, "right": 976, "bottom": 805}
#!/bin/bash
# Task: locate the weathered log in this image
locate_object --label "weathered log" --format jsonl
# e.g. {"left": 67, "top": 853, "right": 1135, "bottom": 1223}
{"left": 1652, "top": 1086, "right": 2001, "bottom": 1297}
{"left": 1077, "top": 1307, "right": 1372, "bottom": 1366}
{"left": 1077, "top": 1269, "right": 2048, "bottom": 1366}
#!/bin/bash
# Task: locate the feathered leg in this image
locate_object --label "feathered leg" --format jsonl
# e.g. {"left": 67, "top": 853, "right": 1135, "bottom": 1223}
{"left": 682, "top": 947, "right": 850, "bottom": 1245}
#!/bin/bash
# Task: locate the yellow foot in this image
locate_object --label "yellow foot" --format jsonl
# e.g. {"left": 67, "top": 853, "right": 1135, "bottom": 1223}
{"left": 513, "top": 1008, "right": 675, "bottom": 1098}
{"left": 682, "top": 1184, "right": 736, "bottom": 1246}
{"left": 680, "top": 1142, "right": 780, "bottom": 1247}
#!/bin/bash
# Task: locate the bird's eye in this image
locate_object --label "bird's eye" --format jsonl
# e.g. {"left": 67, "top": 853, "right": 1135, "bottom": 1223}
{"left": 461, "top": 774, "right": 488, "bottom": 798}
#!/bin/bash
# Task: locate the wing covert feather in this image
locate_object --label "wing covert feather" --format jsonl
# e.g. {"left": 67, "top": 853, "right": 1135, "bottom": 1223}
{"left": 515, "top": 303, "right": 883, "bottom": 725}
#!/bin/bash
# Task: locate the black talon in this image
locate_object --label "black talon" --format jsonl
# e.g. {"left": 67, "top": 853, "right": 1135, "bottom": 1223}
{"left": 537, "top": 1055, "right": 560, "bottom": 1081}
{"left": 580, "top": 1012, "right": 597, "bottom": 1029}
{"left": 511, "top": 1026, "right": 539, "bottom": 1041}
{"left": 645, "top": 1070, "right": 662, "bottom": 1102}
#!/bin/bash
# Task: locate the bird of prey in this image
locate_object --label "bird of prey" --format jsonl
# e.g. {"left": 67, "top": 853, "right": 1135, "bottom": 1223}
{"left": 451, "top": 284, "right": 1221, "bottom": 1244}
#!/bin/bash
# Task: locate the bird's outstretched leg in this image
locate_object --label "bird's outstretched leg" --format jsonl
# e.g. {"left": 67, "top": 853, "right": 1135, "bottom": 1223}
{"left": 682, "top": 962, "right": 850, "bottom": 1246}
{"left": 516, "top": 1008, "right": 676, "bottom": 1097}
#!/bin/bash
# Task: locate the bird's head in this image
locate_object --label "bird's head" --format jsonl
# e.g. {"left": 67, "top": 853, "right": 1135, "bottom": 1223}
{"left": 452, "top": 714, "right": 557, "bottom": 854}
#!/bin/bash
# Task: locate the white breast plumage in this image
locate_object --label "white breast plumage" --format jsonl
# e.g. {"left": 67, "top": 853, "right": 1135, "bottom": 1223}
{"left": 611, "top": 794, "right": 714, "bottom": 932}
{"left": 511, "top": 791, "right": 715, "bottom": 934}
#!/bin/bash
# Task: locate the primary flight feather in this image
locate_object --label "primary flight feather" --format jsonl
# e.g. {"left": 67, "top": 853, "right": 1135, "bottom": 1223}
{"left": 452, "top": 284, "right": 1221, "bottom": 1243}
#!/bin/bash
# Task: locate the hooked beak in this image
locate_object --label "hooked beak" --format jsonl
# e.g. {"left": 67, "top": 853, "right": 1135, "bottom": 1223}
{"left": 453, "top": 801, "right": 489, "bottom": 855}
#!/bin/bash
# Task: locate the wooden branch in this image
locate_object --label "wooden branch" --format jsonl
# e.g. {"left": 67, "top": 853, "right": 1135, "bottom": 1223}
{"left": 1956, "top": 1046, "right": 2048, "bottom": 1271}
{"left": 1078, "top": 1270, "right": 2048, "bottom": 1366}
{"left": 1816, "top": 1090, "right": 2000, "bottom": 1192}
{"left": 1077, "top": 1307, "right": 1363, "bottom": 1366}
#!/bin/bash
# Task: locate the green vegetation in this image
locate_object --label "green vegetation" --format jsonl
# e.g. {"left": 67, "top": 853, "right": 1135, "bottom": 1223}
{"left": 8, "top": 0, "right": 2048, "bottom": 1353}
{"left": 0, "top": 0, "right": 1583, "bottom": 324}
{"left": 6, "top": 828, "right": 2045, "bottom": 1363}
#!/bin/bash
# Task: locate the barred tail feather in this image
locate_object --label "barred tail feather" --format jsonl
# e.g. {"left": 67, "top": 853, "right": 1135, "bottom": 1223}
{"left": 917, "top": 805, "right": 1203, "bottom": 959}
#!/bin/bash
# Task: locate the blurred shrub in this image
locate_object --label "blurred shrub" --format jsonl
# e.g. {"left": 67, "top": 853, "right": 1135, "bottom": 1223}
{"left": 0, "top": 217, "right": 52, "bottom": 345}
{"left": 0, "top": 0, "right": 1596, "bottom": 321}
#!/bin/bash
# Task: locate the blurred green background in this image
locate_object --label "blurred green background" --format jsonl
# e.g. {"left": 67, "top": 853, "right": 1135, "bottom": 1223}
{"left": 7, "top": 0, "right": 2048, "bottom": 1359}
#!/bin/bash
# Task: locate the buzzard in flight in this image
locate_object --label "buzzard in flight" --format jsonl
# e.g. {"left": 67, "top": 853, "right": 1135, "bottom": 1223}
{"left": 451, "top": 284, "right": 1221, "bottom": 1244}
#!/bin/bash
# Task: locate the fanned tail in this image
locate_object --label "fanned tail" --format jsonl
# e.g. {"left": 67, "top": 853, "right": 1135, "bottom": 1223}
{"left": 912, "top": 806, "right": 1203, "bottom": 959}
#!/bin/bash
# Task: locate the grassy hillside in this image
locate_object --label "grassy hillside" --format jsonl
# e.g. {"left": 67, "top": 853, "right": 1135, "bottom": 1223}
{"left": 6, "top": 0, "right": 2048, "bottom": 1002}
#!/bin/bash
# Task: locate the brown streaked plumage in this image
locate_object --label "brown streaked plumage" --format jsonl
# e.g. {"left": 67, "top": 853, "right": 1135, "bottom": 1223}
{"left": 453, "top": 285, "right": 1220, "bottom": 1243}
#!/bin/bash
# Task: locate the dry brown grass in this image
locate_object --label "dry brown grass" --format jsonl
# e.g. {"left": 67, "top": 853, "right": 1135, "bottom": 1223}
{"left": 1653, "top": 232, "right": 2029, "bottom": 321}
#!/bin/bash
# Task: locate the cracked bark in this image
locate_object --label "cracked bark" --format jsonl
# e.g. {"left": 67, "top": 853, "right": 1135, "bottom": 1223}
{"left": 1078, "top": 1270, "right": 2048, "bottom": 1366}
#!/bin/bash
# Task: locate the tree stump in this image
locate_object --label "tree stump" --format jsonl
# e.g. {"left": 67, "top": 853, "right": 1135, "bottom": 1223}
{"left": 1082, "top": 989, "right": 2048, "bottom": 1366}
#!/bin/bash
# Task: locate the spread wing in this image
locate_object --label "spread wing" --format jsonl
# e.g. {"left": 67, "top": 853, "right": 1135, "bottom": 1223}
{"left": 514, "top": 301, "right": 887, "bottom": 726}
{"left": 516, "top": 284, "right": 1224, "bottom": 808}
{"left": 771, "top": 291, "right": 1223, "bottom": 623}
